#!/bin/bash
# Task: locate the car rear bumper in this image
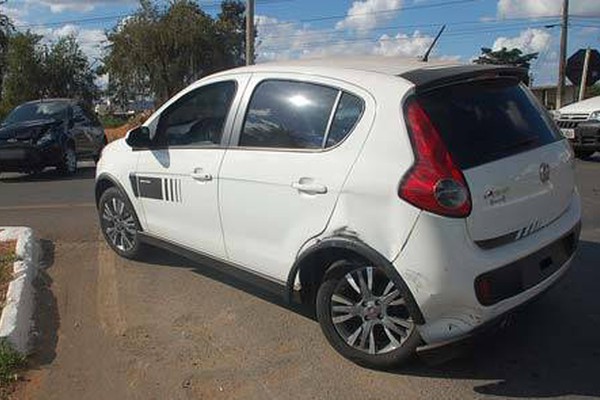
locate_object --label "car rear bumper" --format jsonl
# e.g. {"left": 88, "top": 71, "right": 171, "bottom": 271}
{"left": 0, "top": 144, "right": 62, "bottom": 171}
{"left": 569, "top": 122, "right": 600, "bottom": 150}
{"left": 393, "top": 191, "right": 582, "bottom": 346}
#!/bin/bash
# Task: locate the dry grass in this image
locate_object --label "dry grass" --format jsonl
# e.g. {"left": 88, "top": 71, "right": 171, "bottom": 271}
{"left": 0, "top": 241, "right": 16, "bottom": 310}
{"left": 0, "top": 241, "right": 23, "bottom": 397}
{"left": 104, "top": 111, "right": 153, "bottom": 143}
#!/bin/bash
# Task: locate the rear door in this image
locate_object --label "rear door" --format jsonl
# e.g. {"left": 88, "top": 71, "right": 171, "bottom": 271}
{"left": 417, "top": 79, "right": 575, "bottom": 246}
{"left": 218, "top": 75, "right": 373, "bottom": 282}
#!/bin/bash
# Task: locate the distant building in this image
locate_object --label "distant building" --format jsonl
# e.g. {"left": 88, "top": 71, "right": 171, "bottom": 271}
{"left": 531, "top": 84, "right": 578, "bottom": 110}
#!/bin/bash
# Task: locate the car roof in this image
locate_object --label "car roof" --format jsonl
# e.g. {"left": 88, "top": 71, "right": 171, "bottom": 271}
{"left": 230, "top": 56, "right": 460, "bottom": 76}
{"left": 210, "top": 56, "right": 526, "bottom": 90}
{"left": 215, "top": 56, "right": 458, "bottom": 77}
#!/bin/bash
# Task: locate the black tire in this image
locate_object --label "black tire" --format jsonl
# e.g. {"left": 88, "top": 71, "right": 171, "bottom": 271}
{"left": 574, "top": 149, "right": 595, "bottom": 159}
{"left": 94, "top": 135, "right": 108, "bottom": 164}
{"left": 57, "top": 145, "right": 78, "bottom": 175}
{"left": 316, "top": 260, "right": 421, "bottom": 370}
{"left": 98, "top": 187, "right": 143, "bottom": 259}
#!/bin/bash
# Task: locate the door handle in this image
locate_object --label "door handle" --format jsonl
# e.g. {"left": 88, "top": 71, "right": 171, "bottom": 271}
{"left": 190, "top": 168, "right": 213, "bottom": 182}
{"left": 292, "top": 180, "right": 328, "bottom": 195}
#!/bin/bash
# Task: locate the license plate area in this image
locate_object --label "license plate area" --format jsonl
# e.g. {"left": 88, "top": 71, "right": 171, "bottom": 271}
{"left": 475, "top": 226, "right": 579, "bottom": 306}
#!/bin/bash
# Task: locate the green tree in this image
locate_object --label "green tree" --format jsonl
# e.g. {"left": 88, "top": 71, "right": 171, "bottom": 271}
{"left": 104, "top": 0, "right": 247, "bottom": 106}
{"left": 1, "top": 32, "right": 45, "bottom": 110}
{"left": 474, "top": 47, "right": 539, "bottom": 85}
{"left": 1, "top": 31, "right": 98, "bottom": 116}
{"left": 43, "top": 35, "right": 98, "bottom": 104}
{"left": 0, "top": 0, "right": 13, "bottom": 101}
{"left": 474, "top": 47, "right": 539, "bottom": 69}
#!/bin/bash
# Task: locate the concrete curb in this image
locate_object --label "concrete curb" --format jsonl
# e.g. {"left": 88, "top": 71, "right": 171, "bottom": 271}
{"left": 0, "top": 227, "right": 40, "bottom": 354}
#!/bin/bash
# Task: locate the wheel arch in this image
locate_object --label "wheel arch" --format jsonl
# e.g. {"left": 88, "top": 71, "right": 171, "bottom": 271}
{"left": 287, "top": 236, "right": 425, "bottom": 325}
{"left": 95, "top": 173, "right": 141, "bottom": 228}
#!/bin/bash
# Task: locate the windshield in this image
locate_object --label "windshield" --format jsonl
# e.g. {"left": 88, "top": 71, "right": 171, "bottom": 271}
{"left": 3, "top": 101, "right": 69, "bottom": 126}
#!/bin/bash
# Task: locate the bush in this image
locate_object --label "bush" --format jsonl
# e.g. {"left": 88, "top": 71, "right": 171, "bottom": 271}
{"left": 0, "top": 339, "right": 24, "bottom": 386}
{"left": 99, "top": 114, "right": 129, "bottom": 129}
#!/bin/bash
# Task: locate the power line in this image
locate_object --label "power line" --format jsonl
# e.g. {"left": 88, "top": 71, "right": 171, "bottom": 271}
{"left": 13, "top": 0, "right": 291, "bottom": 29}
{"left": 258, "top": 0, "right": 478, "bottom": 27}
{"left": 258, "top": 23, "right": 555, "bottom": 52}
{"left": 258, "top": 16, "right": 561, "bottom": 42}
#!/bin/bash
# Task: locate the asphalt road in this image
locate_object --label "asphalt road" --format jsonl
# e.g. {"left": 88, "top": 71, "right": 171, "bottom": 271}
{"left": 1, "top": 158, "right": 599, "bottom": 400}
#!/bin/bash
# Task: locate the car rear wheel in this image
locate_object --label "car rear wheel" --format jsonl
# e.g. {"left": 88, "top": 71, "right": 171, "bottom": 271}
{"left": 99, "top": 187, "right": 143, "bottom": 259}
{"left": 316, "top": 260, "right": 420, "bottom": 369}
{"left": 57, "top": 146, "right": 77, "bottom": 175}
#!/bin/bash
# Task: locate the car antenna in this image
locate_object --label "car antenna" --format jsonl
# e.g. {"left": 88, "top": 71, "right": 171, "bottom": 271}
{"left": 421, "top": 25, "right": 446, "bottom": 62}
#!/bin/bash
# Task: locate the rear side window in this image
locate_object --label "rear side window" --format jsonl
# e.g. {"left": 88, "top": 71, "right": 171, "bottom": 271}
{"left": 417, "top": 80, "right": 560, "bottom": 169}
{"left": 327, "top": 93, "right": 364, "bottom": 147}
{"left": 240, "top": 80, "right": 338, "bottom": 149}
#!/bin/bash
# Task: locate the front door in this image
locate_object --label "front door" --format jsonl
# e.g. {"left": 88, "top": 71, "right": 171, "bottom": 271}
{"left": 135, "top": 78, "right": 243, "bottom": 259}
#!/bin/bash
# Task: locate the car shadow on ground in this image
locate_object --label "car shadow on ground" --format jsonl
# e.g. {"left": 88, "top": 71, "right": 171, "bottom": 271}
{"left": 29, "top": 239, "right": 60, "bottom": 368}
{"left": 137, "top": 245, "right": 316, "bottom": 320}
{"left": 398, "top": 239, "right": 600, "bottom": 398}
{"left": 140, "top": 238, "right": 600, "bottom": 398}
{"left": 0, "top": 165, "right": 96, "bottom": 183}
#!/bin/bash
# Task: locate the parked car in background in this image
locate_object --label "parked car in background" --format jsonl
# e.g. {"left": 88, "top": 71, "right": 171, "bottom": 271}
{"left": 555, "top": 95, "right": 600, "bottom": 159}
{"left": 0, "top": 99, "right": 106, "bottom": 175}
{"left": 95, "top": 57, "right": 581, "bottom": 369}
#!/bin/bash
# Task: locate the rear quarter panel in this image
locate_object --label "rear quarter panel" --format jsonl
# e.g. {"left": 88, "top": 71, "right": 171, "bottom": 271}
{"left": 298, "top": 75, "right": 421, "bottom": 262}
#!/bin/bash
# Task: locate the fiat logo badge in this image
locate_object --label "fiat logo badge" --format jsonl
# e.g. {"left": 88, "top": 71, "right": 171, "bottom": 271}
{"left": 539, "top": 163, "right": 550, "bottom": 183}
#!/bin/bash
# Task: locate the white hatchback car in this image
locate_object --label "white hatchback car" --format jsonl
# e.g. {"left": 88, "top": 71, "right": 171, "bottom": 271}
{"left": 96, "top": 57, "right": 581, "bottom": 369}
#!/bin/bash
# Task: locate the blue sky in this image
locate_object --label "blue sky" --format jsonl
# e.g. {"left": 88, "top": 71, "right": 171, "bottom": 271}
{"left": 1, "top": 0, "right": 599, "bottom": 86}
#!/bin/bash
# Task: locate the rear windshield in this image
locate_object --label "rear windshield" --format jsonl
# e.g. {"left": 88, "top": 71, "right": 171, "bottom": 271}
{"left": 417, "top": 79, "right": 561, "bottom": 169}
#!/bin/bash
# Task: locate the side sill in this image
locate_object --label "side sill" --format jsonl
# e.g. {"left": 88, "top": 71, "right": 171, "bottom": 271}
{"left": 137, "top": 232, "right": 290, "bottom": 300}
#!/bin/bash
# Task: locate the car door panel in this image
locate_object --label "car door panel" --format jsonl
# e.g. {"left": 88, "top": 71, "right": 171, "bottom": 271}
{"left": 134, "top": 76, "right": 249, "bottom": 260}
{"left": 219, "top": 74, "right": 375, "bottom": 282}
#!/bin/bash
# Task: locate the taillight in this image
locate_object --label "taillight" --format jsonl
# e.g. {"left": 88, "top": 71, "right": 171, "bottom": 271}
{"left": 399, "top": 99, "right": 472, "bottom": 218}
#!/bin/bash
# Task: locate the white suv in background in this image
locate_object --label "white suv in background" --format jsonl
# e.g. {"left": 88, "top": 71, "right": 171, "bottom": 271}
{"left": 96, "top": 57, "right": 581, "bottom": 369}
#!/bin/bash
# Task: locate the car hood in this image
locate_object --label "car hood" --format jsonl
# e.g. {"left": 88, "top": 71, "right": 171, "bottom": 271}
{"left": 0, "top": 119, "right": 62, "bottom": 141}
{"left": 559, "top": 95, "right": 600, "bottom": 114}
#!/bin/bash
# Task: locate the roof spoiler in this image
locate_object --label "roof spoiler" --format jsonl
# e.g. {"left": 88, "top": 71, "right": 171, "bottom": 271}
{"left": 400, "top": 65, "right": 528, "bottom": 94}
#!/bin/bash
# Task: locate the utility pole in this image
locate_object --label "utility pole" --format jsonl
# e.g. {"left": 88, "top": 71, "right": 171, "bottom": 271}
{"left": 246, "top": 0, "right": 255, "bottom": 66}
{"left": 578, "top": 47, "right": 591, "bottom": 101}
{"left": 556, "top": 0, "right": 569, "bottom": 109}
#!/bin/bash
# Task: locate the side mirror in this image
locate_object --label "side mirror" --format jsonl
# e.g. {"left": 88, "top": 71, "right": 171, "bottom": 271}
{"left": 125, "top": 126, "right": 152, "bottom": 148}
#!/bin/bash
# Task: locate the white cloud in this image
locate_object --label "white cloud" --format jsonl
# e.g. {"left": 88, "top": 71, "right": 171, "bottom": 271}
{"left": 256, "top": 15, "right": 441, "bottom": 62}
{"left": 493, "top": 28, "right": 552, "bottom": 54}
{"left": 25, "top": 0, "right": 135, "bottom": 13}
{"left": 34, "top": 24, "right": 106, "bottom": 62}
{"left": 0, "top": 5, "right": 27, "bottom": 25}
{"left": 498, "top": 0, "right": 600, "bottom": 18}
{"left": 374, "top": 31, "right": 433, "bottom": 57}
{"left": 336, "top": 0, "right": 403, "bottom": 33}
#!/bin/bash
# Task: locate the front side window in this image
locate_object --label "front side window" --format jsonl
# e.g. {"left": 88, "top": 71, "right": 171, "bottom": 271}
{"left": 157, "top": 81, "right": 236, "bottom": 147}
{"left": 240, "top": 80, "right": 339, "bottom": 149}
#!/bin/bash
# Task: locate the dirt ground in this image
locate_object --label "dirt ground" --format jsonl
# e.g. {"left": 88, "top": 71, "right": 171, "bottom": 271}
{"left": 2, "top": 158, "right": 600, "bottom": 400}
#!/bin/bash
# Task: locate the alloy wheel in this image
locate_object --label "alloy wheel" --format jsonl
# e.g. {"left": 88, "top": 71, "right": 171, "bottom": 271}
{"left": 102, "top": 197, "right": 137, "bottom": 252}
{"left": 330, "top": 266, "right": 414, "bottom": 355}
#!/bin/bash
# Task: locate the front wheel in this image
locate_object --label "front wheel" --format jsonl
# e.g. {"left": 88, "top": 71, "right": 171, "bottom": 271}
{"left": 316, "top": 260, "right": 421, "bottom": 369}
{"left": 57, "top": 146, "right": 77, "bottom": 175}
{"left": 99, "top": 187, "right": 143, "bottom": 259}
